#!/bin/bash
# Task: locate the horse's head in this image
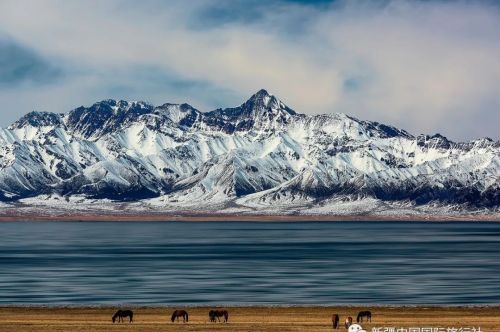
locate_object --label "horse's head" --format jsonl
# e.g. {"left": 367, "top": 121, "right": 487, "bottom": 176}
{"left": 112, "top": 315, "right": 116, "bottom": 323}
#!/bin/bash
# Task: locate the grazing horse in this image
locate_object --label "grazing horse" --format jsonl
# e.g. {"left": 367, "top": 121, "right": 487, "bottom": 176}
{"left": 171, "top": 309, "right": 189, "bottom": 323}
{"left": 332, "top": 314, "right": 339, "bottom": 329}
{"left": 356, "top": 311, "right": 372, "bottom": 323}
{"left": 112, "top": 309, "right": 133, "bottom": 323}
{"left": 345, "top": 316, "right": 353, "bottom": 328}
{"left": 209, "top": 309, "right": 229, "bottom": 323}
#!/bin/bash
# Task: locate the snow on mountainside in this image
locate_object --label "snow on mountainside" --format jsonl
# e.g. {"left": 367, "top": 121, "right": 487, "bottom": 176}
{"left": 0, "top": 89, "right": 498, "bottom": 215}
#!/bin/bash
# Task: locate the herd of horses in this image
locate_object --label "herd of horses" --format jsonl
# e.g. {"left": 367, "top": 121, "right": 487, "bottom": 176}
{"left": 332, "top": 311, "right": 372, "bottom": 329}
{"left": 112, "top": 308, "right": 371, "bottom": 328}
{"left": 111, "top": 308, "right": 225, "bottom": 324}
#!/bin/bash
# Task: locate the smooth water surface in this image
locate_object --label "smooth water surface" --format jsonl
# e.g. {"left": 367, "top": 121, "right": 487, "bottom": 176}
{"left": 0, "top": 221, "right": 499, "bottom": 304}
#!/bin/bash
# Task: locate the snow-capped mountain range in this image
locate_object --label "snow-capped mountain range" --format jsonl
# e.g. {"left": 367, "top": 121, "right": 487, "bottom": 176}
{"left": 0, "top": 89, "right": 498, "bottom": 215}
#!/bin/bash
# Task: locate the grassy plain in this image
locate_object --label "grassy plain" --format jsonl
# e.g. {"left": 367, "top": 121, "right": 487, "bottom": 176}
{"left": 0, "top": 306, "right": 498, "bottom": 332}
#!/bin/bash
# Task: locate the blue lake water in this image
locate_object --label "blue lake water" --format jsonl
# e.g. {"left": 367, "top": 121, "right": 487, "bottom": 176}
{"left": 0, "top": 221, "right": 499, "bottom": 305}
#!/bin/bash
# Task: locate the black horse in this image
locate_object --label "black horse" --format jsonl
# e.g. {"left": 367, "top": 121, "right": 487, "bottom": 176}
{"left": 356, "top": 310, "right": 372, "bottom": 323}
{"left": 112, "top": 309, "right": 133, "bottom": 323}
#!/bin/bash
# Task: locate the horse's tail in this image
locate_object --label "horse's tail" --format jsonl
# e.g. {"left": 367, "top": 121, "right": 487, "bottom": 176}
{"left": 185, "top": 312, "right": 189, "bottom": 322}
{"left": 356, "top": 314, "right": 360, "bottom": 323}
{"left": 225, "top": 311, "right": 229, "bottom": 322}
{"left": 130, "top": 312, "right": 133, "bottom": 322}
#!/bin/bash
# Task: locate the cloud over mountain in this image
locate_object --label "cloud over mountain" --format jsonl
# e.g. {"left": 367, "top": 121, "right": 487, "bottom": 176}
{"left": 0, "top": 0, "right": 499, "bottom": 140}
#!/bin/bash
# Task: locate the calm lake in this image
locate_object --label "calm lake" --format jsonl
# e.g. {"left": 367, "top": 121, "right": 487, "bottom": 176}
{"left": 0, "top": 221, "right": 499, "bottom": 305}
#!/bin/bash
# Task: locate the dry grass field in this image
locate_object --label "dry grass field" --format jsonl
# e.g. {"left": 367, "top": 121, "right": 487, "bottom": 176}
{"left": 0, "top": 306, "right": 498, "bottom": 332}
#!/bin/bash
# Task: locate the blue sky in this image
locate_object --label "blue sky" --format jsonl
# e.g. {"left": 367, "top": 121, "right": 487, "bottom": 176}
{"left": 0, "top": 0, "right": 499, "bottom": 140}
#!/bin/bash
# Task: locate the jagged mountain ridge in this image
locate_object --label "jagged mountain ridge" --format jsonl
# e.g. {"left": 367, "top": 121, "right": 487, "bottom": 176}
{"left": 0, "top": 89, "right": 498, "bottom": 209}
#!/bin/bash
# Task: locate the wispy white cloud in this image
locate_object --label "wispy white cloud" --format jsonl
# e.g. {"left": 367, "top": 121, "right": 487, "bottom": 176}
{"left": 0, "top": 0, "right": 498, "bottom": 140}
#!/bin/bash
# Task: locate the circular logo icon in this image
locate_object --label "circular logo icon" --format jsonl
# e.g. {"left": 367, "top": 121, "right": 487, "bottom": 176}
{"left": 348, "top": 323, "right": 366, "bottom": 332}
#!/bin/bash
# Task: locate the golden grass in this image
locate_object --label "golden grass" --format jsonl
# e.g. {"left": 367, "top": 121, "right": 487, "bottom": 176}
{"left": 0, "top": 306, "right": 499, "bottom": 332}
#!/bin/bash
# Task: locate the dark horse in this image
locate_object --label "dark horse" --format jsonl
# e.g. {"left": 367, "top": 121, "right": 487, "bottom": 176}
{"left": 357, "top": 310, "right": 372, "bottom": 323}
{"left": 345, "top": 316, "right": 353, "bottom": 328}
{"left": 112, "top": 309, "right": 133, "bottom": 323}
{"left": 171, "top": 309, "right": 189, "bottom": 323}
{"left": 332, "top": 314, "right": 339, "bottom": 329}
{"left": 209, "top": 309, "right": 229, "bottom": 323}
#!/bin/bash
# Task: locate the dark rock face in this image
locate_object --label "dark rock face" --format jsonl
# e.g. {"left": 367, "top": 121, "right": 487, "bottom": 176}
{"left": 417, "top": 133, "right": 452, "bottom": 149}
{"left": 202, "top": 89, "right": 296, "bottom": 133}
{"left": 368, "top": 180, "right": 497, "bottom": 208}
{"left": 66, "top": 100, "right": 154, "bottom": 138}
{"left": 362, "top": 121, "right": 413, "bottom": 139}
{"left": 11, "top": 111, "right": 63, "bottom": 129}
{"left": 177, "top": 104, "right": 201, "bottom": 128}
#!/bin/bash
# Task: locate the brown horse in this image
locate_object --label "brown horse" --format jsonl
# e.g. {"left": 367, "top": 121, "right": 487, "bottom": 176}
{"left": 345, "top": 316, "right": 353, "bottom": 328}
{"left": 209, "top": 309, "right": 229, "bottom": 323}
{"left": 332, "top": 314, "right": 339, "bottom": 329}
{"left": 112, "top": 309, "right": 133, "bottom": 323}
{"left": 356, "top": 310, "right": 372, "bottom": 323}
{"left": 171, "top": 309, "right": 189, "bottom": 323}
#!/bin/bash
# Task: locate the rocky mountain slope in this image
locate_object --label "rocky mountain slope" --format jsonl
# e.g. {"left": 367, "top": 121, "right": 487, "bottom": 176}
{"left": 0, "top": 89, "right": 498, "bottom": 213}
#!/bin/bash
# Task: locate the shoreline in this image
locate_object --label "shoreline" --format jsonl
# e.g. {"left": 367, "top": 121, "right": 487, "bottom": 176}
{"left": 2, "top": 304, "right": 500, "bottom": 308}
{"left": 0, "top": 213, "right": 498, "bottom": 222}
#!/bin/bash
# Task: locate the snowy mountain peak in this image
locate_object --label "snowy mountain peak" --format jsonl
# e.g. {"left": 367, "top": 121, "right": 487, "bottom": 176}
{"left": 200, "top": 89, "right": 297, "bottom": 133}
{"left": 64, "top": 100, "right": 155, "bottom": 139}
{"left": 10, "top": 111, "right": 63, "bottom": 129}
{"left": 0, "top": 90, "right": 498, "bottom": 211}
{"left": 254, "top": 88, "right": 271, "bottom": 97}
{"left": 248, "top": 88, "right": 273, "bottom": 106}
{"left": 245, "top": 88, "right": 296, "bottom": 115}
{"left": 154, "top": 102, "right": 201, "bottom": 127}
